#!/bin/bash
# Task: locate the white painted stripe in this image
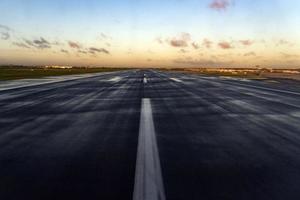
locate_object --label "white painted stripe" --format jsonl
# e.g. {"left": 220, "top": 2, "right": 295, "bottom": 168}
{"left": 108, "top": 76, "right": 121, "bottom": 82}
{"left": 170, "top": 78, "right": 183, "bottom": 83}
{"left": 143, "top": 77, "right": 148, "bottom": 84}
{"left": 133, "top": 98, "right": 165, "bottom": 200}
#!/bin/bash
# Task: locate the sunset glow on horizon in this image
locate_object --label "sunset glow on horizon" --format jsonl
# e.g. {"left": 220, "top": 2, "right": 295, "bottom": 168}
{"left": 0, "top": 0, "right": 300, "bottom": 68}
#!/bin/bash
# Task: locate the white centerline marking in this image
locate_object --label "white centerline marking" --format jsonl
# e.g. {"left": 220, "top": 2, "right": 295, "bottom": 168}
{"left": 143, "top": 77, "right": 148, "bottom": 84}
{"left": 133, "top": 98, "right": 165, "bottom": 200}
{"left": 108, "top": 76, "right": 121, "bottom": 82}
{"left": 170, "top": 78, "right": 183, "bottom": 83}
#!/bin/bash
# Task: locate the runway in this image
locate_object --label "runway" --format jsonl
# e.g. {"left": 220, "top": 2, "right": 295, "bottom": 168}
{"left": 1, "top": 70, "right": 300, "bottom": 200}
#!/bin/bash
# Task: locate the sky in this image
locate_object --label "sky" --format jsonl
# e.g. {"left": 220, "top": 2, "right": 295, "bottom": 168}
{"left": 0, "top": 0, "right": 300, "bottom": 68}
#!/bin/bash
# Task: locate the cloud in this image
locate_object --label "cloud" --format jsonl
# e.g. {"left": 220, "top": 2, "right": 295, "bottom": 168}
{"left": 1, "top": 32, "right": 10, "bottom": 40}
{"left": 244, "top": 52, "right": 256, "bottom": 56}
{"left": 179, "top": 49, "right": 188, "bottom": 53}
{"left": 240, "top": 40, "right": 253, "bottom": 46}
{"left": 24, "top": 40, "right": 34, "bottom": 46}
{"left": 0, "top": 24, "right": 11, "bottom": 40}
{"left": 277, "top": 39, "right": 294, "bottom": 46}
{"left": 191, "top": 42, "right": 200, "bottom": 49}
{"left": 209, "top": 0, "right": 231, "bottom": 11}
{"left": 218, "top": 41, "right": 233, "bottom": 49}
{"left": 155, "top": 37, "right": 164, "bottom": 44}
{"left": 68, "top": 41, "right": 81, "bottom": 49}
{"left": 89, "top": 47, "right": 110, "bottom": 54}
{"left": 280, "top": 52, "right": 298, "bottom": 58}
{"left": 100, "top": 33, "right": 112, "bottom": 40}
{"left": 78, "top": 50, "right": 87, "bottom": 54}
{"left": 0, "top": 24, "right": 10, "bottom": 31}
{"left": 33, "top": 38, "right": 50, "bottom": 48}
{"left": 101, "top": 33, "right": 108, "bottom": 38}
{"left": 169, "top": 32, "right": 191, "bottom": 47}
{"left": 52, "top": 41, "right": 63, "bottom": 46}
{"left": 170, "top": 39, "right": 188, "bottom": 47}
{"left": 61, "top": 49, "right": 69, "bottom": 54}
{"left": 147, "top": 49, "right": 155, "bottom": 54}
{"left": 203, "top": 39, "right": 213, "bottom": 48}
{"left": 24, "top": 37, "right": 51, "bottom": 49}
{"left": 12, "top": 42, "right": 30, "bottom": 49}
{"left": 127, "top": 48, "right": 133, "bottom": 54}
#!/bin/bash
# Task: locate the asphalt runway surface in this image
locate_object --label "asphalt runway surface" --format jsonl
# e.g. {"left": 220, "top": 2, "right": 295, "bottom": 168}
{"left": 1, "top": 70, "right": 300, "bottom": 200}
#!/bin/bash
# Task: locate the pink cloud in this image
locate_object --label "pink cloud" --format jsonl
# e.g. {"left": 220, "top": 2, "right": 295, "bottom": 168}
{"left": 209, "top": 0, "right": 231, "bottom": 11}
{"left": 240, "top": 40, "right": 254, "bottom": 46}
{"left": 218, "top": 41, "right": 233, "bottom": 49}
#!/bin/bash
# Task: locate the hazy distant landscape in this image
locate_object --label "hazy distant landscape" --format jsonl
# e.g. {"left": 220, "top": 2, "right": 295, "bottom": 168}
{"left": 165, "top": 67, "right": 300, "bottom": 80}
{"left": 0, "top": 66, "right": 130, "bottom": 80}
{"left": 1, "top": 65, "right": 300, "bottom": 81}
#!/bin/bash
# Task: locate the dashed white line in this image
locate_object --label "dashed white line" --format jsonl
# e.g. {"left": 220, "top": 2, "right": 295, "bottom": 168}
{"left": 170, "top": 78, "right": 183, "bottom": 83}
{"left": 108, "top": 76, "right": 122, "bottom": 82}
{"left": 133, "top": 98, "right": 165, "bottom": 200}
{"left": 143, "top": 77, "right": 148, "bottom": 84}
